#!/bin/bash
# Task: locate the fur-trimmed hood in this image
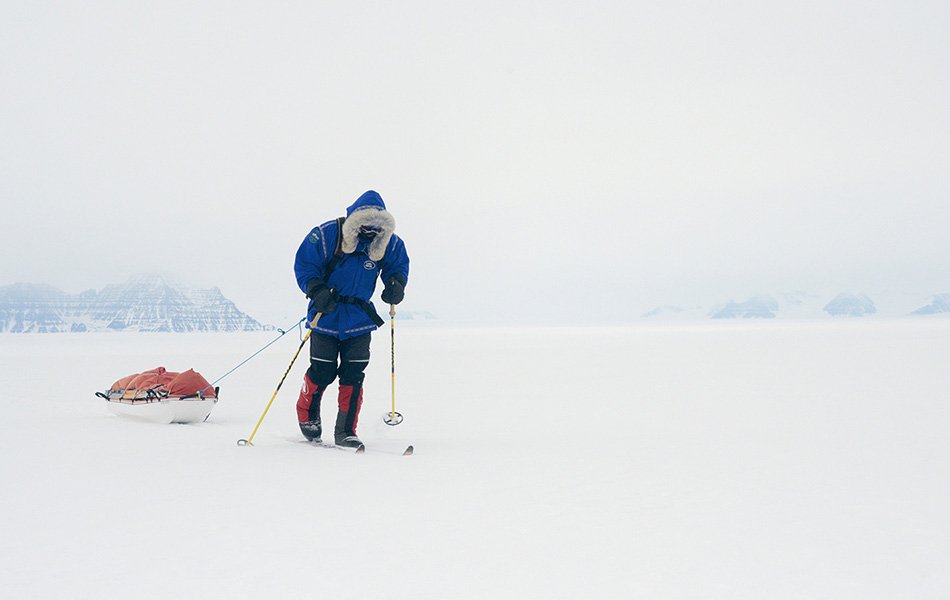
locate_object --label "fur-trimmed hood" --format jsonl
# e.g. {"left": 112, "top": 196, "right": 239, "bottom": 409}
{"left": 340, "top": 190, "right": 395, "bottom": 261}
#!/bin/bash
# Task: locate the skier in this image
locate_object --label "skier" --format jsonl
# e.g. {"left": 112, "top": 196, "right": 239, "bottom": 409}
{"left": 293, "top": 190, "right": 409, "bottom": 448}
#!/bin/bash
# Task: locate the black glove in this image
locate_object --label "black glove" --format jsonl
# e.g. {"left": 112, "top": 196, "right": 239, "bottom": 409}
{"left": 380, "top": 274, "right": 406, "bottom": 305}
{"left": 306, "top": 279, "right": 337, "bottom": 314}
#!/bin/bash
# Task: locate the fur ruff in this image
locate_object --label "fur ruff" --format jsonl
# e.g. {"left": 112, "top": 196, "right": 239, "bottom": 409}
{"left": 340, "top": 207, "right": 396, "bottom": 261}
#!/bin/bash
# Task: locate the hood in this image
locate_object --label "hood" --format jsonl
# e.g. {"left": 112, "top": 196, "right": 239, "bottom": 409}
{"left": 346, "top": 190, "right": 387, "bottom": 215}
{"left": 340, "top": 190, "right": 396, "bottom": 261}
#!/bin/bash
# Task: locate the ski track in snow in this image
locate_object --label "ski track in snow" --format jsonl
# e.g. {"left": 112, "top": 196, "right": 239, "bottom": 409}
{"left": 1, "top": 321, "right": 948, "bottom": 599}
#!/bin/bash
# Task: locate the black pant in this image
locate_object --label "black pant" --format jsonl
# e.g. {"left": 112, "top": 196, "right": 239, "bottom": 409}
{"left": 306, "top": 332, "right": 371, "bottom": 388}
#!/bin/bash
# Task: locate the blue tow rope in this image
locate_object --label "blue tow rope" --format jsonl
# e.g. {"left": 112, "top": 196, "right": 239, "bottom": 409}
{"left": 200, "top": 317, "right": 307, "bottom": 395}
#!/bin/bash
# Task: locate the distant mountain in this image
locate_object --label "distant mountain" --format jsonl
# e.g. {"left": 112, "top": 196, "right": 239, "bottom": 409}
{"left": 0, "top": 276, "right": 268, "bottom": 333}
{"left": 394, "top": 310, "right": 437, "bottom": 321}
{"left": 823, "top": 292, "right": 877, "bottom": 317}
{"left": 710, "top": 295, "right": 780, "bottom": 319}
{"left": 707, "top": 291, "right": 821, "bottom": 319}
{"left": 910, "top": 293, "right": 950, "bottom": 315}
{"left": 642, "top": 290, "right": 949, "bottom": 321}
{"left": 641, "top": 305, "right": 686, "bottom": 318}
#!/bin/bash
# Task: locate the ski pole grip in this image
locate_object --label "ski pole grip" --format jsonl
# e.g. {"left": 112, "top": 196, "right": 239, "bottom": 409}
{"left": 308, "top": 287, "right": 335, "bottom": 328}
{"left": 390, "top": 304, "right": 395, "bottom": 317}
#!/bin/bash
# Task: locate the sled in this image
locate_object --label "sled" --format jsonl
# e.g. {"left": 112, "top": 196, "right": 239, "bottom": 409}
{"left": 97, "top": 367, "right": 218, "bottom": 424}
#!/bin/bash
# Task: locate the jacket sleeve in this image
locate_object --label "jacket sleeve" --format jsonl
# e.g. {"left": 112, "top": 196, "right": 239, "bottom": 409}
{"left": 379, "top": 234, "right": 410, "bottom": 286}
{"left": 294, "top": 226, "right": 333, "bottom": 294}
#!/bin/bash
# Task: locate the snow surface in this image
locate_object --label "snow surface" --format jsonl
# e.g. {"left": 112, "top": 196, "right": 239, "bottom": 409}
{"left": 1, "top": 321, "right": 948, "bottom": 599}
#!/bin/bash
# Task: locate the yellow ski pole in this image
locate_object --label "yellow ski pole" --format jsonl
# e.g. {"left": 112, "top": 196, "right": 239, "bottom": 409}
{"left": 384, "top": 304, "right": 403, "bottom": 426}
{"left": 237, "top": 327, "right": 312, "bottom": 446}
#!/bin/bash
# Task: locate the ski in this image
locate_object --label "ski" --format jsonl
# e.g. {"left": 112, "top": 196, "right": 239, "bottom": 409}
{"left": 303, "top": 440, "right": 413, "bottom": 455}
{"left": 359, "top": 443, "right": 413, "bottom": 456}
{"left": 306, "top": 441, "right": 365, "bottom": 453}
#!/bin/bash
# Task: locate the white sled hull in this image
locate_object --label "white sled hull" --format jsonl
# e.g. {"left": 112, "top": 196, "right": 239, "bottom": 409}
{"left": 105, "top": 397, "right": 217, "bottom": 424}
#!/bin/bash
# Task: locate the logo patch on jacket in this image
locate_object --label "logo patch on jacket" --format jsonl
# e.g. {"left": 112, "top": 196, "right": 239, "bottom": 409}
{"left": 363, "top": 260, "right": 377, "bottom": 270}
{"left": 309, "top": 232, "right": 320, "bottom": 244}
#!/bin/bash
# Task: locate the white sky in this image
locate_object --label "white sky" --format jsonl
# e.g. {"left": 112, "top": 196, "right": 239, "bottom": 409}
{"left": 2, "top": 1, "right": 948, "bottom": 324}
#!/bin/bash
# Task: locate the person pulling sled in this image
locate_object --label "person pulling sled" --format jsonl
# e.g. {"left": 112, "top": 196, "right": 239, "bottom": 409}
{"left": 293, "top": 190, "right": 410, "bottom": 448}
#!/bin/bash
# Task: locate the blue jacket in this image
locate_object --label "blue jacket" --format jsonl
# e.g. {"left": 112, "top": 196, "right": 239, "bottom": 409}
{"left": 294, "top": 191, "right": 410, "bottom": 339}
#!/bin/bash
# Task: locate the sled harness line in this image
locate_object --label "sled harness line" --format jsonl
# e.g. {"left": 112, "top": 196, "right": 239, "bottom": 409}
{"left": 197, "top": 317, "right": 308, "bottom": 397}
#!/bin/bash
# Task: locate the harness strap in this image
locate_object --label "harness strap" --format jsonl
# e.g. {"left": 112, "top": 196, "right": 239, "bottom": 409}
{"left": 335, "top": 295, "right": 385, "bottom": 327}
{"left": 321, "top": 216, "right": 347, "bottom": 281}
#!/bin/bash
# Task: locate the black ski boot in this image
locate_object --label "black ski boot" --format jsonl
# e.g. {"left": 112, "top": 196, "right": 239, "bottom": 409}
{"left": 334, "top": 383, "right": 364, "bottom": 449}
{"left": 299, "top": 419, "right": 322, "bottom": 443}
{"left": 336, "top": 434, "right": 363, "bottom": 449}
{"left": 334, "top": 411, "right": 363, "bottom": 449}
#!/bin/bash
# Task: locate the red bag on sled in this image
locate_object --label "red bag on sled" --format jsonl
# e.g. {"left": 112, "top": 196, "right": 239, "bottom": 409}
{"left": 97, "top": 367, "right": 218, "bottom": 424}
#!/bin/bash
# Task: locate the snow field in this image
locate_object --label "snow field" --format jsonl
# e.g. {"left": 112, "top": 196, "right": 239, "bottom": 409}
{"left": 0, "top": 321, "right": 948, "bottom": 598}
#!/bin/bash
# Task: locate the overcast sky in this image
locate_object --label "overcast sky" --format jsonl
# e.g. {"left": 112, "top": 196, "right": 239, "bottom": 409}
{"left": 2, "top": 1, "right": 948, "bottom": 324}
